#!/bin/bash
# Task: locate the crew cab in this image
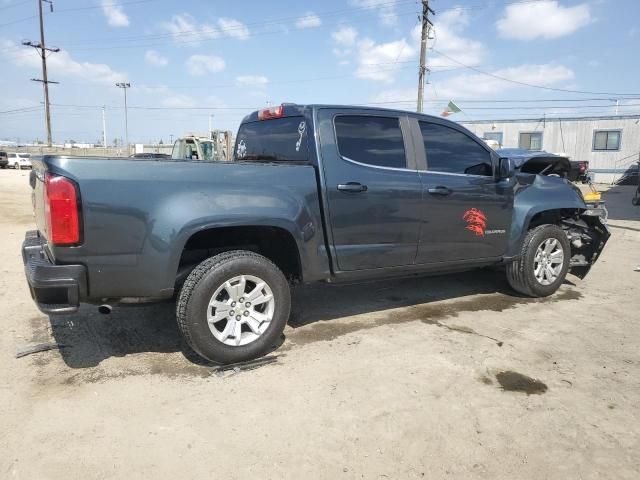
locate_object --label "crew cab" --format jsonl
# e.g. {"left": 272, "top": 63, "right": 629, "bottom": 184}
{"left": 22, "top": 104, "right": 609, "bottom": 364}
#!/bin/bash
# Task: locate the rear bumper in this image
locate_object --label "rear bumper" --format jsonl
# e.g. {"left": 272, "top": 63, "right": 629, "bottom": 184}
{"left": 22, "top": 230, "right": 87, "bottom": 314}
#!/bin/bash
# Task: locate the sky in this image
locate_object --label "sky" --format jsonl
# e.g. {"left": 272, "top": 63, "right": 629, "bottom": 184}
{"left": 1, "top": 0, "right": 639, "bottom": 144}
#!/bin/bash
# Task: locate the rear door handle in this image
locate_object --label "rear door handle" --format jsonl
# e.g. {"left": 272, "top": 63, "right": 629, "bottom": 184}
{"left": 427, "top": 186, "right": 452, "bottom": 196}
{"left": 337, "top": 182, "right": 368, "bottom": 193}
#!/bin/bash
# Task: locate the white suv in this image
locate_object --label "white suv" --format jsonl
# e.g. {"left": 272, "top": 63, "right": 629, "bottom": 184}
{"left": 7, "top": 152, "right": 32, "bottom": 170}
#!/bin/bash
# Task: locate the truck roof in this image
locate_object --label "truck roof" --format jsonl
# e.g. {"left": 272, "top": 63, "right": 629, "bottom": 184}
{"left": 239, "top": 104, "right": 450, "bottom": 125}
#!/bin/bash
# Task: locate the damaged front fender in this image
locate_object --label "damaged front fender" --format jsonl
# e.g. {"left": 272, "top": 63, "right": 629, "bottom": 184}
{"left": 562, "top": 213, "right": 610, "bottom": 279}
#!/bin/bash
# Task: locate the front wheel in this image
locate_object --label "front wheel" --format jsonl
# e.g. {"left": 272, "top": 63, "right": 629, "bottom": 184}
{"left": 14, "top": 163, "right": 20, "bottom": 170}
{"left": 176, "top": 250, "right": 291, "bottom": 364}
{"left": 506, "top": 224, "right": 571, "bottom": 297}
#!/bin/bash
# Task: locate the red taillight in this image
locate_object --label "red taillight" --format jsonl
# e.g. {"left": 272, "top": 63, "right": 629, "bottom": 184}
{"left": 45, "top": 174, "right": 80, "bottom": 245}
{"left": 578, "top": 161, "right": 586, "bottom": 172}
{"left": 258, "top": 105, "right": 284, "bottom": 120}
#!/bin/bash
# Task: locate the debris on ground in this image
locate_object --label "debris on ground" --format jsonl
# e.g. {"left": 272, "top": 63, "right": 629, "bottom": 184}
{"left": 15, "top": 343, "right": 68, "bottom": 359}
{"left": 212, "top": 355, "right": 279, "bottom": 377}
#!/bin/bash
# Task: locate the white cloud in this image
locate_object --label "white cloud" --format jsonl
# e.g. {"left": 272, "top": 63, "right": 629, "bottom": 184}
{"left": 331, "top": 26, "right": 358, "bottom": 57}
{"left": 161, "top": 94, "right": 197, "bottom": 108}
{"left": 415, "top": 9, "right": 485, "bottom": 68}
{"left": 371, "top": 64, "right": 575, "bottom": 108}
{"left": 161, "top": 14, "right": 250, "bottom": 44}
{"left": 434, "top": 64, "right": 575, "bottom": 99}
{"left": 496, "top": 1, "right": 591, "bottom": 40}
{"left": 236, "top": 75, "right": 269, "bottom": 86}
{"left": 1, "top": 39, "right": 127, "bottom": 85}
{"left": 295, "top": 12, "right": 321, "bottom": 29}
{"left": 355, "top": 37, "right": 415, "bottom": 83}
{"left": 350, "top": 0, "right": 397, "bottom": 26}
{"left": 217, "top": 18, "right": 250, "bottom": 40}
{"left": 162, "top": 14, "right": 219, "bottom": 43}
{"left": 186, "top": 54, "right": 225, "bottom": 76}
{"left": 145, "top": 50, "right": 168, "bottom": 67}
{"left": 332, "top": 26, "right": 357, "bottom": 46}
{"left": 101, "top": 0, "right": 129, "bottom": 28}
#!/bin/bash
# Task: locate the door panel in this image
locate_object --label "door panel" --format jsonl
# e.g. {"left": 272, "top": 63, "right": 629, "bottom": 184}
{"left": 317, "top": 109, "right": 422, "bottom": 271}
{"left": 413, "top": 118, "right": 513, "bottom": 263}
{"left": 417, "top": 172, "right": 512, "bottom": 263}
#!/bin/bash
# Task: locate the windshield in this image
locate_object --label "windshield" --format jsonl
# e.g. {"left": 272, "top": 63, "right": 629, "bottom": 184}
{"left": 19, "top": 154, "right": 31, "bottom": 159}
{"left": 234, "top": 116, "right": 308, "bottom": 163}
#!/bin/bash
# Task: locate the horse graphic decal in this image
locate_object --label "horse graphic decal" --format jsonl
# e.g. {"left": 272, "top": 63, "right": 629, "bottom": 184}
{"left": 463, "top": 208, "right": 487, "bottom": 236}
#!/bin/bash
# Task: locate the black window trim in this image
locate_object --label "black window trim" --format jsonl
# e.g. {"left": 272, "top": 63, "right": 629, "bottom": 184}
{"left": 592, "top": 129, "right": 622, "bottom": 152}
{"left": 332, "top": 113, "right": 416, "bottom": 172}
{"left": 415, "top": 118, "right": 497, "bottom": 178}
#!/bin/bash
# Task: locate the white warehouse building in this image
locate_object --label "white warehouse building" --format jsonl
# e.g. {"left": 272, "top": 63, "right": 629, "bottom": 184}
{"left": 460, "top": 114, "right": 640, "bottom": 184}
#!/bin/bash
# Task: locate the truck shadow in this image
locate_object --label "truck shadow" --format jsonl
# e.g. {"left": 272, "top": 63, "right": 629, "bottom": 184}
{"left": 46, "top": 268, "right": 555, "bottom": 369}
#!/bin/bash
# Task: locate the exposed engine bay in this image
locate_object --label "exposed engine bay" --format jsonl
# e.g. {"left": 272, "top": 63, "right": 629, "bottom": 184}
{"left": 562, "top": 214, "right": 610, "bottom": 278}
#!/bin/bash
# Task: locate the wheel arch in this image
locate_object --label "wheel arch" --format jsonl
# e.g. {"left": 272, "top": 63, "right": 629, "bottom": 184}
{"left": 173, "top": 223, "right": 303, "bottom": 286}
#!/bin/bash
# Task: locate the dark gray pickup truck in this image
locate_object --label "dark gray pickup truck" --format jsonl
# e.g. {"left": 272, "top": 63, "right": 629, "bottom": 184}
{"left": 23, "top": 104, "right": 609, "bottom": 363}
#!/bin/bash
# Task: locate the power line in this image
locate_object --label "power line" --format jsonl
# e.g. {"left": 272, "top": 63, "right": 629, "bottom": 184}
{"left": 0, "top": 0, "right": 32, "bottom": 10}
{"left": 55, "top": 0, "right": 157, "bottom": 13}
{"left": 37, "top": 101, "right": 640, "bottom": 112}
{"left": 432, "top": 48, "right": 640, "bottom": 97}
{"left": 52, "top": 0, "right": 417, "bottom": 49}
{"left": 0, "top": 14, "right": 37, "bottom": 27}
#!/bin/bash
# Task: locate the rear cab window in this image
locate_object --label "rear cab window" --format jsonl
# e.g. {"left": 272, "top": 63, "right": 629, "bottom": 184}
{"left": 334, "top": 115, "right": 406, "bottom": 169}
{"left": 234, "top": 116, "right": 308, "bottom": 163}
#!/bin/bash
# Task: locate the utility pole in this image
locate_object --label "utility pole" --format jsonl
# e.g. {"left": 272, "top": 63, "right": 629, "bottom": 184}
{"left": 23, "top": 0, "right": 58, "bottom": 147}
{"left": 115, "top": 82, "right": 131, "bottom": 152}
{"left": 416, "top": 0, "right": 434, "bottom": 113}
{"left": 101, "top": 106, "right": 107, "bottom": 147}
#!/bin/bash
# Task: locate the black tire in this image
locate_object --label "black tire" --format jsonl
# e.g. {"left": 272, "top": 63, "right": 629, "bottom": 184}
{"left": 633, "top": 191, "right": 640, "bottom": 206}
{"left": 176, "top": 250, "right": 291, "bottom": 364}
{"left": 506, "top": 224, "right": 571, "bottom": 297}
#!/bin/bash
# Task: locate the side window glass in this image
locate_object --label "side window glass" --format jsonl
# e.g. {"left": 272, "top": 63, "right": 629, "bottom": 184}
{"left": 334, "top": 115, "right": 406, "bottom": 169}
{"left": 419, "top": 122, "right": 492, "bottom": 176}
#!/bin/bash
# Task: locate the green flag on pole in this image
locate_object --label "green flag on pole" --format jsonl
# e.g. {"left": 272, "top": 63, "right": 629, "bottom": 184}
{"left": 447, "top": 100, "right": 461, "bottom": 113}
{"left": 441, "top": 100, "right": 462, "bottom": 117}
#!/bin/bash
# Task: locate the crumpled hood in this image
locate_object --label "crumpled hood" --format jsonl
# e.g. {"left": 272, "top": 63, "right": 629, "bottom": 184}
{"left": 497, "top": 148, "right": 571, "bottom": 177}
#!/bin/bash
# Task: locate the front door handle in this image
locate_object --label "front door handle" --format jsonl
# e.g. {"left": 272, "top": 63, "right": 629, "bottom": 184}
{"left": 337, "top": 182, "right": 368, "bottom": 193}
{"left": 427, "top": 186, "right": 452, "bottom": 196}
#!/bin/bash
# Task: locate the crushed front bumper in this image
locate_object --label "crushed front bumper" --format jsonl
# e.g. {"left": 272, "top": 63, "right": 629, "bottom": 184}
{"left": 564, "top": 208, "right": 610, "bottom": 279}
{"left": 22, "top": 230, "right": 87, "bottom": 314}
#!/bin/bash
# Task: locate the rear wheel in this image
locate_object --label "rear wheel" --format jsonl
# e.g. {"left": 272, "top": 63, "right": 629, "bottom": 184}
{"left": 506, "top": 224, "right": 571, "bottom": 297}
{"left": 176, "top": 250, "right": 291, "bottom": 364}
{"left": 14, "top": 163, "right": 20, "bottom": 170}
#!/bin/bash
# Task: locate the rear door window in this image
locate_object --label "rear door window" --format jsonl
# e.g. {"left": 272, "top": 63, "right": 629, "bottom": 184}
{"left": 334, "top": 115, "right": 406, "bottom": 169}
{"left": 235, "top": 116, "right": 308, "bottom": 162}
{"left": 419, "top": 122, "right": 493, "bottom": 176}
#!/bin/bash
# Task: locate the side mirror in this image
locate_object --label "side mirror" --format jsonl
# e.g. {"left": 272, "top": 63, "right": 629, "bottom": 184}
{"left": 498, "top": 157, "right": 515, "bottom": 179}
